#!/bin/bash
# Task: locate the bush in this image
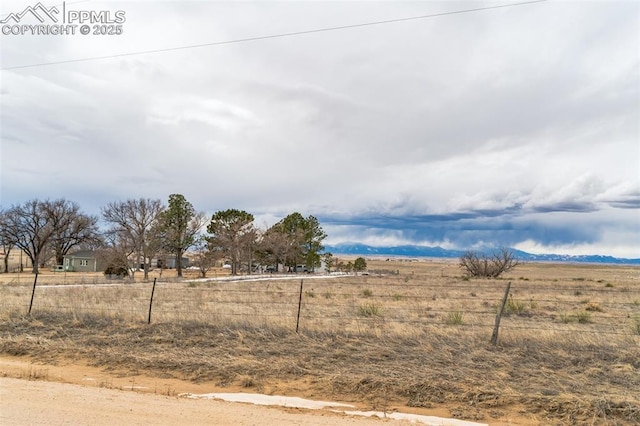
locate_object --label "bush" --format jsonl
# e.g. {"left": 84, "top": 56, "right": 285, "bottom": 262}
{"left": 584, "top": 302, "right": 602, "bottom": 312}
{"left": 459, "top": 248, "right": 520, "bottom": 278}
{"left": 574, "top": 311, "right": 592, "bottom": 324}
{"left": 354, "top": 257, "right": 367, "bottom": 272}
{"left": 103, "top": 265, "right": 128, "bottom": 278}
{"left": 559, "top": 312, "right": 572, "bottom": 324}
{"left": 444, "top": 311, "right": 464, "bottom": 325}
{"left": 357, "top": 303, "right": 381, "bottom": 317}
{"left": 504, "top": 297, "right": 528, "bottom": 316}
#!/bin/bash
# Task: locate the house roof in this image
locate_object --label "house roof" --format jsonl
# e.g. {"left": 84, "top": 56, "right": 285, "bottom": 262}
{"left": 64, "top": 250, "right": 98, "bottom": 259}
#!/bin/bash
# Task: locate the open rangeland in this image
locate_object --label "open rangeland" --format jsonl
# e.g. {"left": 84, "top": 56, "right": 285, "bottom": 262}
{"left": 0, "top": 259, "right": 639, "bottom": 425}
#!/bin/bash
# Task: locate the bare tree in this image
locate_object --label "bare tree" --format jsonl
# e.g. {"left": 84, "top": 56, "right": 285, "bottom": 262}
{"left": 240, "top": 226, "right": 259, "bottom": 274}
{"left": 0, "top": 209, "right": 16, "bottom": 273}
{"left": 190, "top": 239, "right": 220, "bottom": 278}
{"left": 43, "top": 199, "right": 101, "bottom": 266}
{"left": 2, "top": 200, "right": 57, "bottom": 273}
{"left": 2, "top": 199, "right": 106, "bottom": 273}
{"left": 99, "top": 229, "right": 135, "bottom": 279}
{"left": 459, "top": 248, "right": 520, "bottom": 278}
{"left": 258, "top": 225, "right": 294, "bottom": 272}
{"left": 101, "top": 198, "right": 165, "bottom": 280}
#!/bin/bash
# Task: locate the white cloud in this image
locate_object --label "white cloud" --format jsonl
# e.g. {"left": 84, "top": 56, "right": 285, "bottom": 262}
{"left": 1, "top": 0, "right": 638, "bottom": 257}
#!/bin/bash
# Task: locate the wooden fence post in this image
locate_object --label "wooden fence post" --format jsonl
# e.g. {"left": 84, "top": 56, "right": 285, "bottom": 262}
{"left": 491, "top": 281, "right": 511, "bottom": 345}
{"left": 296, "top": 279, "right": 303, "bottom": 333}
{"left": 28, "top": 273, "right": 38, "bottom": 316}
{"left": 148, "top": 278, "right": 157, "bottom": 324}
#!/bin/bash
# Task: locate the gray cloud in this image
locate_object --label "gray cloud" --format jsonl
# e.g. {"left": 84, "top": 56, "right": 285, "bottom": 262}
{"left": 1, "top": 0, "right": 638, "bottom": 257}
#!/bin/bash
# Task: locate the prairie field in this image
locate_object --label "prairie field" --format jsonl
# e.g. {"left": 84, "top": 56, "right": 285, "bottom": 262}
{"left": 1, "top": 259, "right": 639, "bottom": 425}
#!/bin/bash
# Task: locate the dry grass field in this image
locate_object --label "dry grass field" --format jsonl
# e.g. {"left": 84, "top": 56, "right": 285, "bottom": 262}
{"left": 1, "top": 259, "right": 639, "bottom": 425}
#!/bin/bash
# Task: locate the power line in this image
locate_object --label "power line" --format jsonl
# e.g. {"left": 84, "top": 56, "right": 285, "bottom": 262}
{"left": 1, "top": 0, "right": 548, "bottom": 71}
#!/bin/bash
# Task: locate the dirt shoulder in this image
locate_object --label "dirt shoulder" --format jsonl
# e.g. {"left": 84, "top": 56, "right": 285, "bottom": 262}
{"left": 0, "top": 356, "right": 478, "bottom": 426}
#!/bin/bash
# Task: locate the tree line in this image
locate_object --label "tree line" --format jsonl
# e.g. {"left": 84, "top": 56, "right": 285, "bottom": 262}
{"left": 0, "top": 195, "right": 329, "bottom": 279}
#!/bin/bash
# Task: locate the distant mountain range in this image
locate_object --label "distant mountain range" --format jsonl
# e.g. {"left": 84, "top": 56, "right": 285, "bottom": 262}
{"left": 324, "top": 243, "right": 640, "bottom": 265}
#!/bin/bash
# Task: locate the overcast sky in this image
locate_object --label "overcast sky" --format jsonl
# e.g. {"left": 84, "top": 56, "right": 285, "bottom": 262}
{"left": 1, "top": 0, "right": 638, "bottom": 257}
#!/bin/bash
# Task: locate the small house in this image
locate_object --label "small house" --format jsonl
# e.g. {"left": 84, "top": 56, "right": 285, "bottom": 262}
{"left": 63, "top": 250, "right": 105, "bottom": 272}
{"left": 156, "top": 256, "right": 190, "bottom": 269}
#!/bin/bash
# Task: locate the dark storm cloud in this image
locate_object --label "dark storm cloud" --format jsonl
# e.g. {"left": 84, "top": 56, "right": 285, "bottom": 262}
{"left": 1, "top": 0, "right": 638, "bottom": 256}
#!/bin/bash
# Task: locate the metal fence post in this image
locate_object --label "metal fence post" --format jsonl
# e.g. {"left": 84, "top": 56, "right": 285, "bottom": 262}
{"left": 148, "top": 278, "right": 157, "bottom": 324}
{"left": 28, "top": 272, "right": 38, "bottom": 316}
{"left": 296, "top": 279, "right": 303, "bottom": 333}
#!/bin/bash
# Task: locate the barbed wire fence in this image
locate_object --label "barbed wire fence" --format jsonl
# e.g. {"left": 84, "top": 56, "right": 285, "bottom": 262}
{"left": 1, "top": 273, "right": 639, "bottom": 342}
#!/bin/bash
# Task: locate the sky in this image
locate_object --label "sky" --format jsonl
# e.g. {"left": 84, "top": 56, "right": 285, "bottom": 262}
{"left": 0, "top": 0, "right": 638, "bottom": 258}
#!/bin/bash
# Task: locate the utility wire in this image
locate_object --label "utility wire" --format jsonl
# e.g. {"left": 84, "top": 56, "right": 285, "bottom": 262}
{"left": 1, "top": 0, "right": 547, "bottom": 71}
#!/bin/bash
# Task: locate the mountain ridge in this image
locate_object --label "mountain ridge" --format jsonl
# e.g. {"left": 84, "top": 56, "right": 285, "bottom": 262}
{"left": 324, "top": 243, "right": 640, "bottom": 265}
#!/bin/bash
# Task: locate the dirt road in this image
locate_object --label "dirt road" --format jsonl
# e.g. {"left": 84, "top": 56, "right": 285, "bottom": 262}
{"left": 1, "top": 377, "right": 400, "bottom": 426}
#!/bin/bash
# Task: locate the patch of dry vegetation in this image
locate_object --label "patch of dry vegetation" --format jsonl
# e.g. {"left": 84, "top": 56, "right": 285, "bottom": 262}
{"left": 1, "top": 260, "right": 639, "bottom": 424}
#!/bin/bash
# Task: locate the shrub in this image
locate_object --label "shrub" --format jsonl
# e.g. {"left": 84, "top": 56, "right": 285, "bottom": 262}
{"left": 361, "top": 289, "right": 373, "bottom": 297}
{"left": 584, "top": 302, "right": 602, "bottom": 312}
{"left": 357, "top": 303, "right": 381, "bottom": 317}
{"left": 559, "top": 312, "right": 572, "bottom": 324}
{"left": 104, "top": 265, "right": 128, "bottom": 278}
{"left": 459, "top": 248, "right": 520, "bottom": 278}
{"left": 504, "top": 297, "right": 528, "bottom": 316}
{"left": 354, "top": 257, "right": 367, "bottom": 272}
{"left": 574, "top": 311, "right": 592, "bottom": 324}
{"left": 239, "top": 375, "right": 258, "bottom": 388}
{"left": 444, "top": 311, "right": 464, "bottom": 325}
{"left": 632, "top": 316, "right": 640, "bottom": 335}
